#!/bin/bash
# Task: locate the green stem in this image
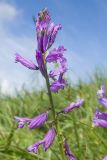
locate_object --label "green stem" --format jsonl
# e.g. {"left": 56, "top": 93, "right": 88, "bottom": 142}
{"left": 44, "top": 66, "right": 66, "bottom": 160}
{"left": 72, "top": 113, "right": 80, "bottom": 149}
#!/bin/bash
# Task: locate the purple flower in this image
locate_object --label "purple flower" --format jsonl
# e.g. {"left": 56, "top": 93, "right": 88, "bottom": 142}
{"left": 27, "top": 140, "right": 44, "bottom": 153}
{"left": 48, "top": 24, "right": 62, "bottom": 49}
{"left": 29, "top": 112, "right": 48, "bottom": 129}
{"left": 93, "top": 85, "right": 107, "bottom": 128}
{"left": 93, "top": 118, "right": 107, "bottom": 128}
{"left": 27, "top": 128, "right": 56, "bottom": 153}
{"left": 36, "top": 8, "right": 61, "bottom": 53}
{"left": 50, "top": 73, "right": 67, "bottom": 93}
{"left": 49, "top": 53, "right": 67, "bottom": 80}
{"left": 95, "top": 108, "right": 107, "bottom": 121}
{"left": 15, "top": 53, "right": 39, "bottom": 70}
{"left": 14, "top": 117, "right": 31, "bottom": 128}
{"left": 93, "top": 108, "right": 107, "bottom": 128}
{"left": 98, "top": 97, "right": 107, "bottom": 108}
{"left": 49, "top": 53, "right": 68, "bottom": 93}
{"left": 36, "top": 50, "right": 46, "bottom": 77}
{"left": 62, "top": 99, "right": 84, "bottom": 113}
{"left": 103, "top": 156, "right": 107, "bottom": 160}
{"left": 15, "top": 112, "right": 48, "bottom": 129}
{"left": 64, "top": 139, "right": 77, "bottom": 160}
{"left": 97, "top": 85, "right": 107, "bottom": 108}
{"left": 36, "top": 8, "right": 51, "bottom": 34}
{"left": 50, "top": 80, "right": 64, "bottom": 93}
{"left": 97, "top": 85, "right": 105, "bottom": 98}
{"left": 46, "top": 46, "right": 66, "bottom": 63}
{"left": 49, "top": 69, "right": 61, "bottom": 79}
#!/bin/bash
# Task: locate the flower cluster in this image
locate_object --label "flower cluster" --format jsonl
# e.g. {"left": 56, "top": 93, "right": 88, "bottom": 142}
{"left": 15, "top": 8, "right": 84, "bottom": 159}
{"left": 93, "top": 85, "right": 107, "bottom": 128}
{"left": 15, "top": 98, "right": 84, "bottom": 155}
{"left": 15, "top": 8, "right": 67, "bottom": 93}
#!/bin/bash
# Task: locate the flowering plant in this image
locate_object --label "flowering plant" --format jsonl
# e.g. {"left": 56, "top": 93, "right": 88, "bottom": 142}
{"left": 15, "top": 8, "right": 84, "bottom": 160}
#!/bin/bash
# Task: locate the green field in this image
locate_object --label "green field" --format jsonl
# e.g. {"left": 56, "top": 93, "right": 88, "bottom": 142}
{"left": 0, "top": 71, "right": 107, "bottom": 160}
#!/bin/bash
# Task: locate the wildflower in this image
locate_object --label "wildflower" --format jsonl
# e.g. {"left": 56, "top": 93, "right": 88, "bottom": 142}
{"left": 64, "top": 139, "right": 77, "bottom": 160}
{"left": 15, "top": 112, "right": 48, "bottom": 129}
{"left": 15, "top": 53, "right": 39, "bottom": 70}
{"left": 36, "top": 8, "right": 61, "bottom": 53}
{"left": 95, "top": 108, "right": 107, "bottom": 121}
{"left": 62, "top": 99, "right": 84, "bottom": 113}
{"left": 27, "top": 128, "right": 56, "bottom": 153}
{"left": 14, "top": 117, "right": 31, "bottom": 128}
{"left": 97, "top": 85, "right": 105, "bottom": 98}
{"left": 93, "top": 85, "right": 107, "bottom": 128}
{"left": 46, "top": 46, "right": 66, "bottom": 63}
{"left": 97, "top": 85, "right": 107, "bottom": 108}
{"left": 98, "top": 97, "right": 107, "bottom": 108}
{"left": 15, "top": 8, "right": 68, "bottom": 93}
{"left": 36, "top": 50, "right": 46, "bottom": 77}
{"left": 49, "top": 57, "right": 67, "bottom": 80}
{"left": 93, "top": 118, "right": 107, "bottom": 128}
{"left": 50, "top": 73, "right": 67, "bottom": 93}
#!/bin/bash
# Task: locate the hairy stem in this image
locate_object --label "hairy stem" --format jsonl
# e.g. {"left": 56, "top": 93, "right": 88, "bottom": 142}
{"left": 44, "top": 66, "right": 66, "bottom": 160}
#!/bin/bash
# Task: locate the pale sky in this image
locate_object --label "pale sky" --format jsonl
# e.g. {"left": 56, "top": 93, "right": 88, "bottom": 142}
{"left": 0, "top": 0, "right": 107, "bottom": 94}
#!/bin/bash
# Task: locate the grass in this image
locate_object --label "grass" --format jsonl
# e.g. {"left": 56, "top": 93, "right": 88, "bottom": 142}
{"left": 0, "top": 70, "right": 107, "bottom": 160}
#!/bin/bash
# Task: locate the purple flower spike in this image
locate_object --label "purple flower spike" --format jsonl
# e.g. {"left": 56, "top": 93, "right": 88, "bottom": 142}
{"left": 14, "top": 117, "right": 31, "bottom": 128}
{"left": 95, "top": 108, "right": 107, "bottom": 121}
{"left": 36, "top": 8, "right": 61, "bottom": 52}
{"left": 98, "top": 97, "right": 107, "bottom": 108}
{"left": 64, "top": 139, "right": 77, "bottom": 160}
{"left": 62, "top": 99, "right": 84, "bottom": 113}
{"left": 93, "top": 118, "right": 107, "bottom": 128}
{"left": 15, "top": 53, "right": 39, "bottom": 70}
{"left": 97, "top": 85, "right": 105, "bottom": 98}
{"left": 103, "top": 156, "right": 107, "bottom": 160}
{"left": 29, "top": 112, "right": 48, "bottom": 129}
{"left": 27, "top": 128, "right": 56, "bottom": 154}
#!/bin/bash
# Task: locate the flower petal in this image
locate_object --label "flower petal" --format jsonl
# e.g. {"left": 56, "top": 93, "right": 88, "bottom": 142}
{"left": 29, "top": 112, "right": 48, "bottom": 129}
{"left": 93, "top": 118, "right": 107, "bottom": 128}
{"left": 46, "top": 46, "right": 66, "bottom": 63}
{"left": 62, "top": 99, "right": 84, "bottom": 113}
{"left": 64, "top": 140, "right": 77, "bottom": 160}
{"left": 27, "top": 140, "right": 44, "bottom": 154}
{"left": 14, "top": 116, "right": 31, "bottom": 128}
{"left": 97, "top": 85, "right": 105, "bottom": 98}
{"left": 43, "top": 128, "right": 56, "bottom": 151}
{"left": 95, "top": 108, "right": 107, "bottom": 121}
{"left": 36, "top": 50, "right": 46, "bottom": 77}
{"left": 98, "top": 97, "right": 107, "bottom": 108}
{"left": 48, "top": 24, "right": 62, "bottom": 48}
{"left": 15, "top": 53, "right": 39, "bottom": 70}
